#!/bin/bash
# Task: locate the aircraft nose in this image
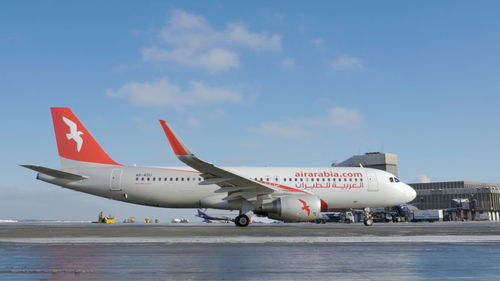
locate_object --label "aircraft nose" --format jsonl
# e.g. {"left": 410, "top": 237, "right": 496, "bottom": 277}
{"left": 406, "top": 184, "right": 417, "bottom": 202}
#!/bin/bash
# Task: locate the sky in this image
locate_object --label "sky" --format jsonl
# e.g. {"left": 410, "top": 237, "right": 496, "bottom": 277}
{"left": 1, "top": 1, "right": 500, "bottom": 221}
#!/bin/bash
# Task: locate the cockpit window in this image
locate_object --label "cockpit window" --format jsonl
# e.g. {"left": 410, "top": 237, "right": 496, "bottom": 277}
{"left": 389, "top": 177, "right": 394, "bottom": 182}
{"left": 394, "top": 177, "right": 400, "bottom": 182}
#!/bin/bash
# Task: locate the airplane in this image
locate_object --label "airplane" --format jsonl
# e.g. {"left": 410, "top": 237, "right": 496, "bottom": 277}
{"left": 22, "top": 107, "right": 417, "bottom": 227}
{"left": 196, "top": 209, "right": 233, "bottom": 223}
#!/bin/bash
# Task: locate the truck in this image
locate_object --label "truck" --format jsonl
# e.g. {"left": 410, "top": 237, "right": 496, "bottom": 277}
{"left": 411, "top": 209, "right": 443, "bottom": 222}
{"left": 315, "top": 211, "right": 355, "bottom": 224}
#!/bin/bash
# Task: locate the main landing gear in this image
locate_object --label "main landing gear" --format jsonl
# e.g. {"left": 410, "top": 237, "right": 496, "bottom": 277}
{"left": 363, "top": 207, "right": 374, "bottom": 226}
{"left": 234, "top": 214, "right": 250, "bottom": 227}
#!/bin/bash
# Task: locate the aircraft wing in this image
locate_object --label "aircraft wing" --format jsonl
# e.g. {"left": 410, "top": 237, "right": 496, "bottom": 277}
{"left": 159, "top": 120, "right": 307, "bottom": 202}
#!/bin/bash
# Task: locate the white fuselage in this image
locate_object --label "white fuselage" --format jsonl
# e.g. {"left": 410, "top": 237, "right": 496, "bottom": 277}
{"left": 38, "top": 165, "right": 417, "bottom": 211}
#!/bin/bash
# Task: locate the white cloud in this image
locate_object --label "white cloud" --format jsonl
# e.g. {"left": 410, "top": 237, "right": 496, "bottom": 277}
{"left": 143, "top": 9, "right": 282, "bottom": 73}
{"left": 297, "top": 24, "right": 307, "bottom": 34}
{"left": 416, "top": 174, "right": 431, "bottom": 183}
{"left": 282, "top": 57, "right": 296, "bottom": 69}
{"left": 225, "top": 23, "right": 281, "bottom": 50}
{"left": 326, "top": 107, "right": 363, "bottom": 129}
{"left": 312, "top": 37, "right": 327, "bottom": 51}
{"left": 251, "top": 122, "right": 308, "bottom": 139}
{"left": 186, "top": 117, "right": 201, "bottom": 127}
{"left": 329, "top": 55, "right": 363, "bottom": 71}
{"left": 239, "top": 140, "right": 265, "bottom": 149}
{"left": 252, "top": 106, "right": 363, "bottom": 139}
{"left": 106, "top": 78, "right": 242, "bottom": 107}
{"left": 142, "top": 46, "right": 239, "bottom": 73}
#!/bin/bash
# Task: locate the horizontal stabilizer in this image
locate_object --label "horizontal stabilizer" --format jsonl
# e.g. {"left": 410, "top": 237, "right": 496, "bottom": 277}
{"left": 21, "top": 165, "right": 87, "bottom": 180}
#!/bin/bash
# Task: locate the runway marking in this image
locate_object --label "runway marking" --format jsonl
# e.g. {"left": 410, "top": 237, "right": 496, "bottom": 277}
{"left": 1, "top": 235, "right": 500, "bottom": 244}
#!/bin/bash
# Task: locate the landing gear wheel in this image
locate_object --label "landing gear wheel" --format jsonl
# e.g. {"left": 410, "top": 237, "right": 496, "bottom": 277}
{"left": 234, "top": 215, "right": 250, "bottom": 227}
{"left": 364, "top": 219, "right": 374, "bottom": 226}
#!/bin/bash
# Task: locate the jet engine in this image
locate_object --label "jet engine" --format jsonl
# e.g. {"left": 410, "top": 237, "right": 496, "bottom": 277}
{"left": 260, "top": 194, "right": 321, "bottom": 221}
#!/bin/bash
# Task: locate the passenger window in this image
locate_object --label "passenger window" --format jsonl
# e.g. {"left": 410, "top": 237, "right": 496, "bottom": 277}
{"left": 349, "top": 178, "right": 352, "bottom": 182}
{"left": 136, "top": 177, "right": 138, "bottom": 181}
{"left": 147, "top": 178, "right": 150, "bottom": 181}
{"left": 153, "top": 178, "right": 156, "bottom": 181}
{"left": 187, "top": 178, "right": 190, "bottom": 181}
{"left": 141, "top": 177, "right": 144, "bottom": 181}
{"left": 175, "top": 178, "right": 178, "bottom": 181}
{"left": 360, "top": 178, "right": 363, "bottom": 182}
{"left": 300, "top": 178, "right": 303, "bottom": 182}
{"left": 165, "top": 178, "right": 168, "bottom": 181}
{"left": 181, "top": 178, "right": 184, "bottom": 181}
{"left": 284, "top": 178, "right": 287, "bottom": 182}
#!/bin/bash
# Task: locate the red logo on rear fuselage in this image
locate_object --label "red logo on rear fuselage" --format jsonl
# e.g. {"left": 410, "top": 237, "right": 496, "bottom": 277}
{"left": 62, "top": 116, "right": 84, "bottom": 152}
{"left": 298, "top": 199, "right": 311, "bottom": 216}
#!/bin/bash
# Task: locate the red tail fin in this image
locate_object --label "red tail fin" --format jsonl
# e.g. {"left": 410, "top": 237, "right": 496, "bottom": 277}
{"left": 51, "top": 107, "right": 120, "bottom": 166}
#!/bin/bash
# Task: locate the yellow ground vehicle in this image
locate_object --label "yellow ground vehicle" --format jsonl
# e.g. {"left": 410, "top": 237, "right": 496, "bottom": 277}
{"left": 97, "top": 212, "right": 116, "bottom": 224}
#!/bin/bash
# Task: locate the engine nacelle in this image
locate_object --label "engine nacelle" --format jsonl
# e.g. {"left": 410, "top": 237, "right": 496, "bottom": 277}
{"left": 261, "top": 194, "right": 321, "bottom": 221}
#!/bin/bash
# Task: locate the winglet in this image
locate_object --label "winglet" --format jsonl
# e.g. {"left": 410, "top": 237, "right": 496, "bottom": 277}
{"left": 159, "top": 120, "right": 192, "bottom": 156}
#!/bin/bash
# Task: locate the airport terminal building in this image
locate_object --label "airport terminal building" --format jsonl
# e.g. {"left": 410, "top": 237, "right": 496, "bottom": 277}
{"left": 333, "top": 152, "right": 398, "bottom": 176}
{"left": 408, "top": 181, "right": 500, "bottom": 221}
{"left": 336, "top": 152, "right": 500, "bottom": 221}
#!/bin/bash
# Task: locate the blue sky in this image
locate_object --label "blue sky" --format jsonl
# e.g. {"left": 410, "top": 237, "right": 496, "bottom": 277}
{"left": 1, "top": 1, "right": 500, "bottom": 221}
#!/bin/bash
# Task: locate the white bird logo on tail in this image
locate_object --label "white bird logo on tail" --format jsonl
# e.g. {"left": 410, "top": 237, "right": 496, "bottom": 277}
{"left": 62, "top": 116, "right": 84, "bottom": 152}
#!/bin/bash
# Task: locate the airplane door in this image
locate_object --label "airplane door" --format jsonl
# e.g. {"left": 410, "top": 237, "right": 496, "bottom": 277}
{"left": 110, "top": 169, "right": 123, "bottom": 191}
{"left": 366, "top": 170, "right": 379, "bottom": 192}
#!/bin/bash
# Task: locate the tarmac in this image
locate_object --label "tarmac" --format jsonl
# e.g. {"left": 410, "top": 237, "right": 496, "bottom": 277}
{"left": 1, "top": 221, "right": 500, "bottom": 243}
{"left": 2, "top": 222, "right": 500, "bottom": 280}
